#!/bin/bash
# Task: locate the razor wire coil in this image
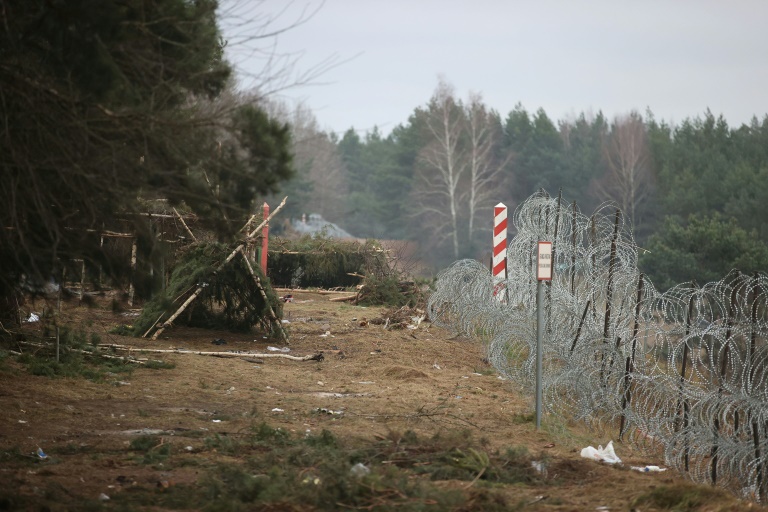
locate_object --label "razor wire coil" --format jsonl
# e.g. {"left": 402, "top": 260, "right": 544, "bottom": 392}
{"left": 428, "top": 190, "right": 768, "bottom": 501}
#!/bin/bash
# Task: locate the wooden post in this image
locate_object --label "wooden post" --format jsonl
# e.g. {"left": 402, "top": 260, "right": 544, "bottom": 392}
{"left": 603, "top": 210, "right": 621, "bottom": 345}
{"left": 675, "top": 289, "right": 696, "bottom": 473}
{"left": 98, "top": 235, "right": 104, "bottom": 288}
{"left": 56, "top": 268, "right": 62, "bottom": 363}
{"left": 711, "top": 284, "right": 738, "bottom": 484}
{"left": 748, "top": 272, "right": 764, "bottom": 500}
{"left": 128, "top": 237, "right": 137, "bottom": 307}
{"left": 569, "top": 300, "right": 592, "bottom": 354}
{"left": 620, "top": 273, "right": 644, "bottom": 439}
{"left": 600, "top": 210, "right": 621, "bottom": 384}
{"left": 261, "top": 202, "right": 269, "bottom": 275}
{"left": 571, "top": 201, "right": 577, "bottom": 295}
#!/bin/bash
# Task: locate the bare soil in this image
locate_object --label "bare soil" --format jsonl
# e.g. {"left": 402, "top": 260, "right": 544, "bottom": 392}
{"left": 0, "top": 290, "right": 758, "bottom": 511}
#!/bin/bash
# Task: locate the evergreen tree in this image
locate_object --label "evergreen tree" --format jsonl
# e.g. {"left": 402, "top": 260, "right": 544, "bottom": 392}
{"left": 0, "top": 0, "right": 293, "bottom": 307}
{"left": 640, "top": 213, "right": 768, "bottom": 291}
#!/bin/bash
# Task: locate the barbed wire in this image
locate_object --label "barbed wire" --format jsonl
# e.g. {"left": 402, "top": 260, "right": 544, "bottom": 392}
{"left": 428, "top": 190, "right": 768, "bottom": 501}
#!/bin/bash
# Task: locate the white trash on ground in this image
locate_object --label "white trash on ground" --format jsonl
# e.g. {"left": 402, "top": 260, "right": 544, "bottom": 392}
{"left": 349, "top": 463, "right": 370, "bottom": 478}
{"left": 580, "top": 440, "right": 621, "bottom": 464}
{"left": 631, "top": 465, "right": 667, "bottom": 472}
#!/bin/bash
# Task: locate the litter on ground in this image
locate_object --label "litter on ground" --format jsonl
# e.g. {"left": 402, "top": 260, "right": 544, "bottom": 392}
{"left": 580, "top": 441, "right": 621, "bottom": 464}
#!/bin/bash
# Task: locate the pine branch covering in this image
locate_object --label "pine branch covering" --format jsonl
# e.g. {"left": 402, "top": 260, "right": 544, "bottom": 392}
{"left": 268, "top": 235, "right": 389, "bottom": 288}
{"left": 133, "top": 242, "right": 282, "bottom": 335}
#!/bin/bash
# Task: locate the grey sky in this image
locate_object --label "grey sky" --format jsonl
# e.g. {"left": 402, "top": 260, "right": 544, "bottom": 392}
{"left": 220, "top": 1, "right": 768, "bottom": 135}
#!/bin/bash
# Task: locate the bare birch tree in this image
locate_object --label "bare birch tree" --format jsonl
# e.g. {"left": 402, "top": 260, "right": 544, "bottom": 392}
{"left": 466, "top": 92, "right": 505, "bottom": 246}
{"left": 271, "top": 103, "right": 347, "bottom": 221}
{"left": 413, "top": 78, "right": 467, "bottom": 259}
{"left": 597, "top": 112, "right": 654, "bottom": 227}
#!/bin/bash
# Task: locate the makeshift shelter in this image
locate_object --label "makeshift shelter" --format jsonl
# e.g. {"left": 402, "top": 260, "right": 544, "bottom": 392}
{"left": 136, "top": 199, "right": 288, "bottom": 342}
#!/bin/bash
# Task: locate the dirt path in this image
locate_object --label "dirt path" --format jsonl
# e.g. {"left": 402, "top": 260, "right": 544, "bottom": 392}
{"left": 0, "top": 291, "right": 755, "bottom": 510}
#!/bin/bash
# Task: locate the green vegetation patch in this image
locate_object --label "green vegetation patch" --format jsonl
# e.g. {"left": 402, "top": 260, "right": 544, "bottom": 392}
{"left": 631, "top": 482, "right": 734, "bottom": 511}
{"left": 133, "top": 242, "right": 283, "bottom": 335}
{"left": 268, "top": 234, "right": 388, "bottom": 289}
{"left": 107, "top": 423, "right": 538, "bottom": 511}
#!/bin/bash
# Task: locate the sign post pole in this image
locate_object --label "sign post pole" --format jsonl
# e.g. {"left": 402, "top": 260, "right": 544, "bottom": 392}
{"left": 536, "top": 241, "right": 552, "bottom": 430}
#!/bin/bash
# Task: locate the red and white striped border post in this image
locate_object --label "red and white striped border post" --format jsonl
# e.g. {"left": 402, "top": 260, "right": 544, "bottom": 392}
{"left": 492, "top": 203, "right": 507, "bottom": 301}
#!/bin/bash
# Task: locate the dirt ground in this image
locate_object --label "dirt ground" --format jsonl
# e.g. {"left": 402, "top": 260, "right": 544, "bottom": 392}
{"left": 0, "top": 290, "right": 759, "bottom": 511}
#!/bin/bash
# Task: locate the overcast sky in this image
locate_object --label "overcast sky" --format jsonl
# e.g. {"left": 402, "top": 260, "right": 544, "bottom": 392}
{"left": 220, "top": 0, "right": 768, "bottom": 136}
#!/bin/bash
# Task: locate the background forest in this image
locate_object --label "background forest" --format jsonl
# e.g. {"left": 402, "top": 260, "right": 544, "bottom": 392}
{"left": 269, "top": 77, "right": 768, "bottom": 290}
{"left": 2, "top": 1, "right": 767, "bottom": 306}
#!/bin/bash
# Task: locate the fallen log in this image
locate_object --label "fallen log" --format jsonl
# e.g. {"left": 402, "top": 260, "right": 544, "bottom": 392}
{"left": 17, "top": 341, "right": 147, "bottom": 364}
{"left": 329, "top": 295, "right": 357, "bottom": 302}
{"left": 98, "top": 344, "right": 323, "bottom": 362}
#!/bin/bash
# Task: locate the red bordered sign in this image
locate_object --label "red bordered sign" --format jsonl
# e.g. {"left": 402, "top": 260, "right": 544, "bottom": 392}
{"left": 537, "top": 241, "right": 552, "bottom": 281}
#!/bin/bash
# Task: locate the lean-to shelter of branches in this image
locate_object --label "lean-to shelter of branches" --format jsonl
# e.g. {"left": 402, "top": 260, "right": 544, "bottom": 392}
{"left": 135, "top": 241, "right": 285, "bottom": 342}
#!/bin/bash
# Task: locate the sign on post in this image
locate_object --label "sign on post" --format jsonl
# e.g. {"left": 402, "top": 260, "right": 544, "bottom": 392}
{"left": 535, "top": 240, "right": 552, "bottom": 430}
{"left": 537, "top": 242, "right": 552, "bottom": 281}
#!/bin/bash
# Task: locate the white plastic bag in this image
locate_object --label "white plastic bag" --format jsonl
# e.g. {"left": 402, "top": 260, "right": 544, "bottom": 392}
{"left": 580, "top": 440, "right": 621, "bottom": 464}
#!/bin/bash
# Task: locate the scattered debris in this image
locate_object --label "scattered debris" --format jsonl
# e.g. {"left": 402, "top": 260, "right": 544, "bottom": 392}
{"left": 315, "top": 408, "right": 344, "bottom": 416}
{"left": 580, "top": 441, "right": 621, "bottom": 464}
{"left": 302, "top": 475, "right": 321, "bottom": 486}
{"left": 531, "top": 460, "right": 547, "bottom": 475}
{"left": 99, "top": 493, "right": 110, "bottom": 501}
{"left": 25, "top": 313, "right": 40, "bottom": 323}
{"left": 119, "top": 428, "right": 173, "bottom": 436}
{"left": 267, "top": 346, "right": 290, "bottom": 353}
{"left": 271, "top": 408, "right": 284, "bottom": 413}
{"left": 349, "top": 463, "right": 370, "bottom": 478}
{"left": 281, "top": 294, "right": 294, "bottom": 303}
{"left": 36, "top": 448, "right": 47, "bottom": 460}
{"left": 631, "top": 465, "right": 667, "bottom": 472}
{"left": 309, "top": 392, "right": 369, "bottom": 398}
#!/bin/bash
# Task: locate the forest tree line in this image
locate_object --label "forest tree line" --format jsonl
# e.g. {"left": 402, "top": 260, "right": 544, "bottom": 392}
{"left": 2, "top": 0, "right": 767, "bottom": 309}
{"left": 270, "top": 77, "right": 768, "bottom": 290}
